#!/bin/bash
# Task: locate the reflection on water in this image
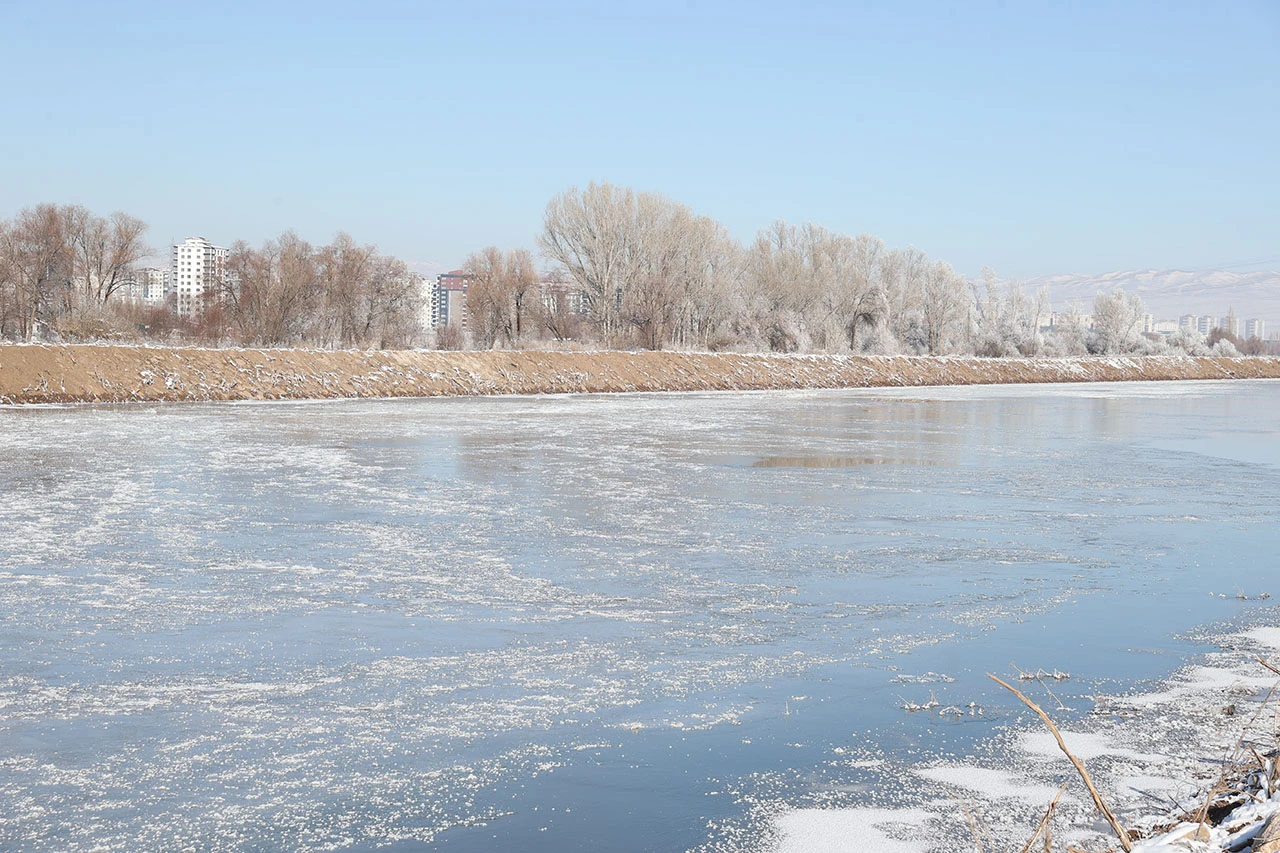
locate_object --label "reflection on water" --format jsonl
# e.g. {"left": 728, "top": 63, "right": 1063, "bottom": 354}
{"left": 1, "top": 381, "right": 1279, "bottom": 853}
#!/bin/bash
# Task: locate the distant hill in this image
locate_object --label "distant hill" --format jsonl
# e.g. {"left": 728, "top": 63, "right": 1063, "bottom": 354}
{"left": 1006, "top": 269, "right": 1280, "bottom": 331}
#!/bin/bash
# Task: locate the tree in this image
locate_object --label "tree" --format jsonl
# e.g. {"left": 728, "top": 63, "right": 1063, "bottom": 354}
{"left": 1, "top": 204, "right": 74, "bottom": 339}
{"left": 540, "top": 182, "right": 737, "bottom": 349}
{"left": 1090, "top": 288, "right": 1145, "bottom": 355}
{"left": 1044, "top": 304, "right": 1089, "bottom": 356}
{"left": 834, "top": 232, "right": 888, "bottom": 352}
{"left": 218, "top": 232, "right": 318, "bottom": 345}
{"left": 916, "top": 260, "right": 970, "bottom": 355}
{"left": 537, "top": 268, "right": 584, "bottom": 342}
{"left": 461, "top": 247, "right": 540, "bottom": 348}
{"left": 972, "top": 269, "right": 1044, "bottom": 357}
{"left": 316, "top": 232, "right": 375, "bottom": 347}
{"left": 67, "top": 207, "right": 149, "bottom": 307}
{"left": 539, "top": 182, "right": 636, "bottom": 336}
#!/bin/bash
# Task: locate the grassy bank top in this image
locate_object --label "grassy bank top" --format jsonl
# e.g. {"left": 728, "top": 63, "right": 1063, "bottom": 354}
{"left": 1, "top": 345, "right": 1277, "bottom": 405}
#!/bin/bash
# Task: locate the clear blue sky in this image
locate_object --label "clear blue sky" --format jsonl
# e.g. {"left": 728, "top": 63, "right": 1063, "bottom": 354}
{"left": 2, "top": 0, "right": 1277, "bottom": 277}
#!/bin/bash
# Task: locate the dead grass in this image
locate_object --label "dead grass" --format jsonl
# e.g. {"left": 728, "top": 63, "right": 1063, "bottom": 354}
{"left": 2, "top": 345, "right": 1279, "bottom": 405}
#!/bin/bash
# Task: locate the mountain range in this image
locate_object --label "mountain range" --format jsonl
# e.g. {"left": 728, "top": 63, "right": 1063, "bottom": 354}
{"left": 1005, "top": 269, "right": 1280, "bottom": 330}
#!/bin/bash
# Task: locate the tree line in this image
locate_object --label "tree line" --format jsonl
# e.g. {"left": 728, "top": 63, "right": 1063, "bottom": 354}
{"left": 0, "top": 204, "right": 423, "bottom": 348}
{"left": 2, "top": 191, "right": 1268, "bottom": 356}
{"left": 0, "top": 204, "right": 148, "bottom": 340}
{"left": 215, "top": 233, "right": 421, "bottom": 348}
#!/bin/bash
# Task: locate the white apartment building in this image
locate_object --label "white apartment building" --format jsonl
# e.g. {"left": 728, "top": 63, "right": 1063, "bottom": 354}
{"left": 1246, "top": 319, "right": 1266, "bottom": 340}
{"left": 170, "top": 237, "right": 228, "bottom": 317}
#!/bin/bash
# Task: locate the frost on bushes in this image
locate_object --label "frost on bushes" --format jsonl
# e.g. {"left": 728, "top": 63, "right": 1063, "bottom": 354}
{"left": 1165, "top": 328, "right": 1210, "bottom": 356}
{"left": 1211, "top": 338, "right": 1242, "bottom": 357}
{"left": 971, "top": 274, "right": 1045, "bottom": 357}
{"left": 1042, "top": 307, "right": 1089, "bottom": 356}
{"left": 1135, "top": 333, "right": 1169, "bottom": 355}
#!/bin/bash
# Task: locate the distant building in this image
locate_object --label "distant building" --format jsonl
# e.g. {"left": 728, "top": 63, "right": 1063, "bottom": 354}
{"left": 1041, "top": 311, "right": 1094, "bottom": 330}
{"left": 540, "top": 276, "right": 587, "bottom": 317}
{"left": 1196, "top": 315, "right": 1214, "bottom": 335}
{"left": 1246, "top": 318, "right": 1266, "bottom": 340}
{"left": 1220, "top": 309, "right": 1241, "bottom": 338}
{"left": 111, "top": 276, "right": 145, "bottom": 303}
{"left": 1179, "top": 314, "right": 1199, "bottom": 332}
{"left": 103, "top": 266, "right": 166, "bottom": 304}
{"left": 170, "top": 237, "right": 229, "bottom": 317}
{"left": 429, "top": 271, "right": 472, "bottom": 328}
{"left": 137, "top": 267, "right": 170, "bottom": 304}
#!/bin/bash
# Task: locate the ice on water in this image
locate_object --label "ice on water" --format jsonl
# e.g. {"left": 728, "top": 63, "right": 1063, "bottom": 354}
{"left": 2, "top": 381, "right": 1280, "bottom": 851}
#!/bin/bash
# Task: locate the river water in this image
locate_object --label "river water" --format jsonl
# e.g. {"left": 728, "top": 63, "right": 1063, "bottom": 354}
{"left": 2, "top": 380, "right": 1278, "bottom": 851}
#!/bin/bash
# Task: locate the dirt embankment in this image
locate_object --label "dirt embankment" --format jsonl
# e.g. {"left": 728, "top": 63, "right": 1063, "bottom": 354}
{"left": 1, "top": 344, "right": 1278, "bottom": 405}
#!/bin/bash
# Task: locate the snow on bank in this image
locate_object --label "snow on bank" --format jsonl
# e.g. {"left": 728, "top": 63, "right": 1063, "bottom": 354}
{"left": 1, "top": 345, "right": 1278, "bottom": 404}
{"left": 770, "top": 619, "right": 1280, "bottom": 853}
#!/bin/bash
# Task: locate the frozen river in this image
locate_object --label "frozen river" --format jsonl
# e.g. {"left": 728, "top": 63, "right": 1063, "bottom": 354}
{"left": 2, "top": 380, "right": 1279, "bottom": 851}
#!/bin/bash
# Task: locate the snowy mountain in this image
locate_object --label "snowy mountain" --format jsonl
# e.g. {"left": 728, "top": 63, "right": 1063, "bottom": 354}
{"left": 1012, "top": 269, "right": 1280, "bottom": 330}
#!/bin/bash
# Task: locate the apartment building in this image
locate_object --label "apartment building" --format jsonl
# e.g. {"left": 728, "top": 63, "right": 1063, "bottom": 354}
{"left": 137, "top": 267, "right": 170, "bottom": 304}
{"left": 170, "top": 237, "right": 229, "bottom": 317}
{"left": 429, "top": 271, "right": 472, "bottom": 328}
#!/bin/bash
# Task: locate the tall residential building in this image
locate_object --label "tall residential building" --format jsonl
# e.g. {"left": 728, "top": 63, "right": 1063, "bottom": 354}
{"left": 1196, "top": 315, "right": 1214, "bottom": 335}
{"left": 1179, "top": 314, "right": 1199, "bottom": 332}
{"left": 170, "top": 237, "right": 229, "bottom": 317}
{"left": 1246, "top": 319, "right": 1266, "bottom": 340}
{"left": 1220, "top": 310, "right": 1241, "bottom": 338}
{"left": 429, "top": 271, "right": 472, "bottom": 328}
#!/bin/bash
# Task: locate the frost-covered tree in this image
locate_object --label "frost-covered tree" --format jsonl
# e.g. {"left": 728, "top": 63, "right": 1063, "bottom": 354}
{"left": 1210, "top": 338, "right": 1242, "bottom": 357}
{"left": 1165, "top": 327, "right": 1209, "bottom": 356}
{"left": 915, "top": 260, "right": 970, "bottom": 355}
{"left": 1090, "top": 289, "right": 1146, "bottom": 355}
{"left": 971, "top": 269, "right": 1044, "bottom": 357}
{"left": 1042, "top": 304, "right": 1090, "bottom": 356}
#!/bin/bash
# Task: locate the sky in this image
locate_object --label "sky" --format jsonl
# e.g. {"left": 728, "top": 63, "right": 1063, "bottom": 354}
{"left": 2, "top": 0, "right": 1277, "bottom": 278}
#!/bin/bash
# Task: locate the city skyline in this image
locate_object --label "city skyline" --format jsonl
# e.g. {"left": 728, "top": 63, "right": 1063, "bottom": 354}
{"left": 2, "top": 0, "right": 1276, "bottom": 279}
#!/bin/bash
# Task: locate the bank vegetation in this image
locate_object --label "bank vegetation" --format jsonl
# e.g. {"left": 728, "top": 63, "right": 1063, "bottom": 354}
{"left": 1, "top": 188, "right": 1272, "bottom": 359}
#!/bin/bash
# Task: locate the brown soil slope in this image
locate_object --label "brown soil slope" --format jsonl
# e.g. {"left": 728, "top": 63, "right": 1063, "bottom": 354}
{"left": 1, "top": 345, "right": 1278, "bottom": 405}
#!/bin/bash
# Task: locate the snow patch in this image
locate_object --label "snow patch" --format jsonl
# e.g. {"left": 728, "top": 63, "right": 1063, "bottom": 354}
{"left": 772, "top": 807, "right": 931, "bottom": 853}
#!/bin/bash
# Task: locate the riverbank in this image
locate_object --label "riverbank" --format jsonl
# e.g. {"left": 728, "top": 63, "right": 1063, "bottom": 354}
{"left": 773, "top": 617, "right": 1280, "bottom": 853}
{"left": 1, "top": 344, "right": 1279, "bottom": 404}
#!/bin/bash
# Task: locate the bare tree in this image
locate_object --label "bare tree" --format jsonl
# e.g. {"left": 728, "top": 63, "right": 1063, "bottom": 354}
{"left": 539, "top": 182, "right": 636, "bottom": 336}
{"left": 540, "top": 182, "right": 738, "bottom": 349}
{"left": 67, "top": 207, "right": 150, "bottom": 307}
{"left": 316, "top": 232, "right": 374, "bottom": 347}
{"left": 537, "top": 267, "right": 584, "bottom": 342}
{"left": 462, "top": 247, "right": 541, "bottom": 348}
{"left": 1, "top": 204, "right": 74, "bottom": 339}
{"left": 505, "top": 248, "right": 539, "bottom": 345}
{"left": 462, "top": 246, "right": 509, "bottom": 348}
